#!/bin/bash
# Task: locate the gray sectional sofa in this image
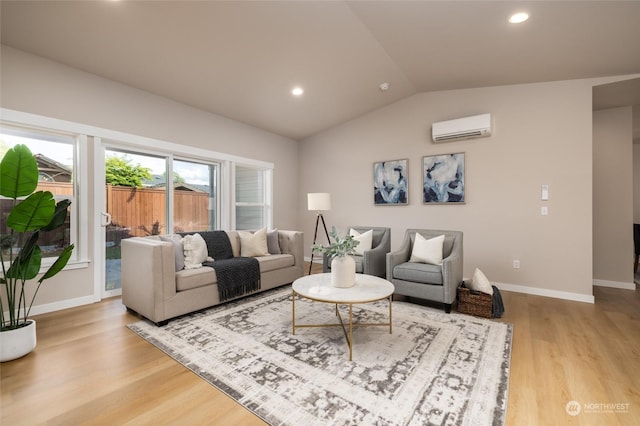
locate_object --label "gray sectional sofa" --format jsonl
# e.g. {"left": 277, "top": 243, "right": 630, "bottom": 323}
{"left": 121, "top": 229, "right": 304, "bottom": 325}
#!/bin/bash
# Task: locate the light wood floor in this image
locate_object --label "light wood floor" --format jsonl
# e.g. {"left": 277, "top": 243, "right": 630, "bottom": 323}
{"left": 2, "top": 263, "right": 638, "bottom": 425}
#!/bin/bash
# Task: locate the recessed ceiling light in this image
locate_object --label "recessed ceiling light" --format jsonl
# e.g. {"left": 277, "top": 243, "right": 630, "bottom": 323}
{"left": 509, "top": 12, "right": 529, "bottom": 24}
{"left": 292, "top": 87, "right": 304, "bottom": 96}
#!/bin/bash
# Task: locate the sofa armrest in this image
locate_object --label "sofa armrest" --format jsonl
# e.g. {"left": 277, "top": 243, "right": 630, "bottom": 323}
{"left": 322, "top": 251, "right": 331, "bottom": 272}
{"left": 121, "top": 237, "right": 176, "bottom": 323}
{"left": 441, "top": 242, "right": 463, "bottom": 304}
{"left": 363, "top": 243, "right": 388, "bottom": 277}
{"left": 278, "top": 230, "right": 304, "bottom": 275}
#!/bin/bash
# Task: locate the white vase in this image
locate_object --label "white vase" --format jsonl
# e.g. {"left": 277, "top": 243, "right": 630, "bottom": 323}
{"left": 331, "top": 255, "right": 356, "bottom": 288}
{"left": 0, "top": 320, "right": 37, "bottom": 362}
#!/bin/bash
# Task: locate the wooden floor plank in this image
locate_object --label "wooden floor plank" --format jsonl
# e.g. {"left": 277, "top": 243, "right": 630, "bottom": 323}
{"left": 2, "top": 264, "right": 638, "bottom": 425}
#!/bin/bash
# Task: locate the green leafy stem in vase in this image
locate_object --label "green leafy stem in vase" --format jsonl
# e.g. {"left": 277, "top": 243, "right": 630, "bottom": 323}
{"left": 312, "top": 227, "right": 359, "bottom": 258}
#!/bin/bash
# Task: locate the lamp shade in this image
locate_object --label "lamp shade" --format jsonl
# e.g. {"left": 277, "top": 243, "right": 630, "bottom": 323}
{"left": 307, "top": 193, "right": 331, "bottom": 211}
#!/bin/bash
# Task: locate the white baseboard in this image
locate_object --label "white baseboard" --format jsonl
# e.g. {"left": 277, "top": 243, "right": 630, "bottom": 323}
{"left": 592, "top": 279, "right": 636, "bottom": 290}
{"left": 493, "top": 282, "right": 595, "bottom": 304}
{"left": 7, "top": 295, "right": 97, "bottom": 319}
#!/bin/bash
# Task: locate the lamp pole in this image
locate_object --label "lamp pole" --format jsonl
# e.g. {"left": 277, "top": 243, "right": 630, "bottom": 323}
{"left": 309, "top": 211, "right": 331, "bottom": 275}
{"left": 307, "top": 193, "right": 331, "bottom": 275}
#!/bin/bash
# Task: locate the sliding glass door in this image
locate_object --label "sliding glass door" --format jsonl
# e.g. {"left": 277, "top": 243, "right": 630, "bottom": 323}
{"left": 101, "top": 148, "right": 220, "bottom": 295}
{"left": 104, "top": 149, "right": 166, "bottom": 293}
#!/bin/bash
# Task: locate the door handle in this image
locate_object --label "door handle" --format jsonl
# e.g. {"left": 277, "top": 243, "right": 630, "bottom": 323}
{"left": 100, "top": 212, "right": 112, "bottom": 227}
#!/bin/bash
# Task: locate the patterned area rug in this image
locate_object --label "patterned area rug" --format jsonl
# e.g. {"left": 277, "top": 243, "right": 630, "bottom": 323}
{"left": 128, "top": 286, "right": 512, "bottom": 425}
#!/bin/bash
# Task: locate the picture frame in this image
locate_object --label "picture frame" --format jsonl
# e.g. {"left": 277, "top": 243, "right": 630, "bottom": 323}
{"left": 422, "top": 153, "right": 465, "bottom": 204}
{"left": 373, "top": 159, "right": 408, "bottom": 205}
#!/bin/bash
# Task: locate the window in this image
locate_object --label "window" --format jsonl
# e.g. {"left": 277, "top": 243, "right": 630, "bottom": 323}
{"left": 1, "top": 123, "right": 78, "bottom": 262}
{"left": 173, "top": 159, "right": 219, "bottom": 232}
{"left": 235, "top": 165, "right": 271, "bottom": 230}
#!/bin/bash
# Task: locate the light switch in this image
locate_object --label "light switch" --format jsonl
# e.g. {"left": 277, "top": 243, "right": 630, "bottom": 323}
{"left": 541, "top": 206, "right": 548, "bottom": 215}
{"left": 541, "top": 184, "right": 549, "bottom": 201}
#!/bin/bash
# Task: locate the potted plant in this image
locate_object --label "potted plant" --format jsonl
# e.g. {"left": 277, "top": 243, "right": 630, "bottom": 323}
{"left": 0, "top": 144, "right": 74, "bottom": 362}
{"left": 312, "top": 227, "right": 359, "bottom": 288}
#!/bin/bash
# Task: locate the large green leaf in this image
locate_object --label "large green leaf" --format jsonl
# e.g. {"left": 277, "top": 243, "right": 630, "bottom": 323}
{"left": 6, "top": 191, "right": 56, "bottom": 232}
{"left": 5, "top": 232, "right": 39, "bottom": 280}
{"left": 6, "top": 244, "right": 42, "bottom": 281}
{"left": 42, "top": 199, "right": 72, "bottom": 232}
{"left": 0, "top": 144, "right": 38, "bottom": 199}
{"left": 39, "top": 244, "right": 74, "bottom": 282}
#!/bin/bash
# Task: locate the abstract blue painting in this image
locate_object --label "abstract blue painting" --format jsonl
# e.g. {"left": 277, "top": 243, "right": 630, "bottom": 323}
{"left": 423, "top": 153, "right": 465, "bottom": 203}
{"left": 373, "top": 159, "right": 408, "bottom": 205}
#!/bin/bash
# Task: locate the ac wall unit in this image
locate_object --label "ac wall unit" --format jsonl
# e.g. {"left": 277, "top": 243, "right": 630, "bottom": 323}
{"left": 432, "top": 113, "right": 492, "bottom": 143}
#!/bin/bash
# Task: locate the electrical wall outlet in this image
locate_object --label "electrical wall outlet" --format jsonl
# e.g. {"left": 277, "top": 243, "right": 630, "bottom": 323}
{"left": 513, "top": 260, "right": 521, "bottom": 269}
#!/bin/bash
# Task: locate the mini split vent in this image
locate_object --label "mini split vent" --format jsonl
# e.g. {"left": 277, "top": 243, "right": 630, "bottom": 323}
{"left": 432, "top": 113, "right": 492, "bottom": 143}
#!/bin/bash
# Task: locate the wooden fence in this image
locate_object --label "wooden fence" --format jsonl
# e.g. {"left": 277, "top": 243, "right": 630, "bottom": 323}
{"left": 27, "top": 183, "right": 211, "bottom": 238}
{"left": 106, "top": 185, "right": 211, "bottom": 237}
{"left": 0, "top": 182, "right": 209, "bottom": 245}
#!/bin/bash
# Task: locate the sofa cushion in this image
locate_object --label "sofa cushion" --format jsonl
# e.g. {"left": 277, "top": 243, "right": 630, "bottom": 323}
{"left": 239, "top": 227, "right": 270, "bottom": 257}
{"left": 267, "top": 228, "right": 281, "bottom": 254}
{"left": 255, "top": 253, "right": 294, "bottom": 273}
{"left": 183, "top": 233, "right": 209, "bottom": 269}
{"left": 393, "top": 262, "right": 443, "bottom": 285}
{"left": 176, "top": 266, "right": 216, "bottom": 291}
{"left": 159, "top": 234, "right": 185, "bottom": 271}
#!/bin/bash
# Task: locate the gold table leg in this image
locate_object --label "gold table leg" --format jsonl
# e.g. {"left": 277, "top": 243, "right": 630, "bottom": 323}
{"left": 349, "top": 304, "right": 353, "bottom": 361}
{"left": 292, "top": 290, "right": 296, "bottom": 335}
{"left": 291, "top": 293, "right": 393, "bottom": 361}
{"left": 389, "top": 295, "right": 393, "bottom": 334}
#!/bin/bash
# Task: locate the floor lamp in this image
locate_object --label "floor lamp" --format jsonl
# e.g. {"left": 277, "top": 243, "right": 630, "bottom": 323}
{"left": 308, "top": 192, "right": 331, "bottom": 275}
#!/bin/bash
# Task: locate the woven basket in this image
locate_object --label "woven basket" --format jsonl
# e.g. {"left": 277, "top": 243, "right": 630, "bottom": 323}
{"left": 457, "top": 282, "right": 493, "bottom": 318}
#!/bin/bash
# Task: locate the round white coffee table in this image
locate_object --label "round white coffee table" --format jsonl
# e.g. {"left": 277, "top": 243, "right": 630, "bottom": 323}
{"left": 291, "top": 273, "right": 394, "bottom": 361}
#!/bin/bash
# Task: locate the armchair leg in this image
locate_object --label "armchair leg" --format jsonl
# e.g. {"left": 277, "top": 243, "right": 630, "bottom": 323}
{"left": 444, "top": 303, "right": 452, "bottom": 314}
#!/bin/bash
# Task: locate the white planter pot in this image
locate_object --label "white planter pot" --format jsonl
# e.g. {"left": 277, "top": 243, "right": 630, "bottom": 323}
{"left": 0, "top": 320, "right": 37, "bottom": 362}
{"left": 331, "top": 256, "right": 356, "bottom": 288}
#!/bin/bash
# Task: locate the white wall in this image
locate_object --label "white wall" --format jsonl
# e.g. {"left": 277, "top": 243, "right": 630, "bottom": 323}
{"left": 300, "top": 79, "right": 597, "bottom": 301}
{"left": 593, "top": 107, "right": 634, "bottom": 287}
{"left": 0, "top": 45, "right": 300, "bottom": 312}
{"left": 634, "top": 142, "right": 640, "bottom": 224}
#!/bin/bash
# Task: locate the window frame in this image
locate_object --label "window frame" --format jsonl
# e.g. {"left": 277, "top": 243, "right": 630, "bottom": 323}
{"left": 0, "top": 119, "right": 89, "bottom": 271}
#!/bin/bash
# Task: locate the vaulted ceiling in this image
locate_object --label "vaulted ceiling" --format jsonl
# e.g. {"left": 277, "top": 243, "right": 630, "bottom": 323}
{"left": 1, "top": 1, "right": 639, "bottom": 140}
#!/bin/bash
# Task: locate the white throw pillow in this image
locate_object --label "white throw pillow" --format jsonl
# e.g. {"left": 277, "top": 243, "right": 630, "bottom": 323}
{"left": 183, "top": 233, "right": 208, "bottom": 269}
{"left": 409, "top": 233, "right": 444, "bottom": 265}
{"left": 469, "top": 267, "right": 494, "bottom": 295}
{"left": 239, "top": 227, "right": 270, "bottom": 257}
{"left": 349, "top": 228, "right": 373, "bottom": 256}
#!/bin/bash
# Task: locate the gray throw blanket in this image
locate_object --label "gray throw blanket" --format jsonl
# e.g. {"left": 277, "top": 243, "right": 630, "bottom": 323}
{"left": 491, "top": 285, "right": 505, "bottom": 318}
{"left": 183, "top": 231, "right": 261, "bottom": 302}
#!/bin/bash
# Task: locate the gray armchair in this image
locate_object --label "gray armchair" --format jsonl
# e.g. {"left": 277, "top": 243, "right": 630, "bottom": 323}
{"left": 323, "top": 226, "right": 391, "bottom": 277}
{"left": 386, "top": 229, "right": 463, "bottom": 313}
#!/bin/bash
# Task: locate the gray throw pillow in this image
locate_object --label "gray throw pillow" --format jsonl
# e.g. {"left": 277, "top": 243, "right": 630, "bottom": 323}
{"left": 267, "top": 229, "right": 281, "bottom": 254}
{"left": 160, "top": 234, "right": 185, "bottom": 271}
